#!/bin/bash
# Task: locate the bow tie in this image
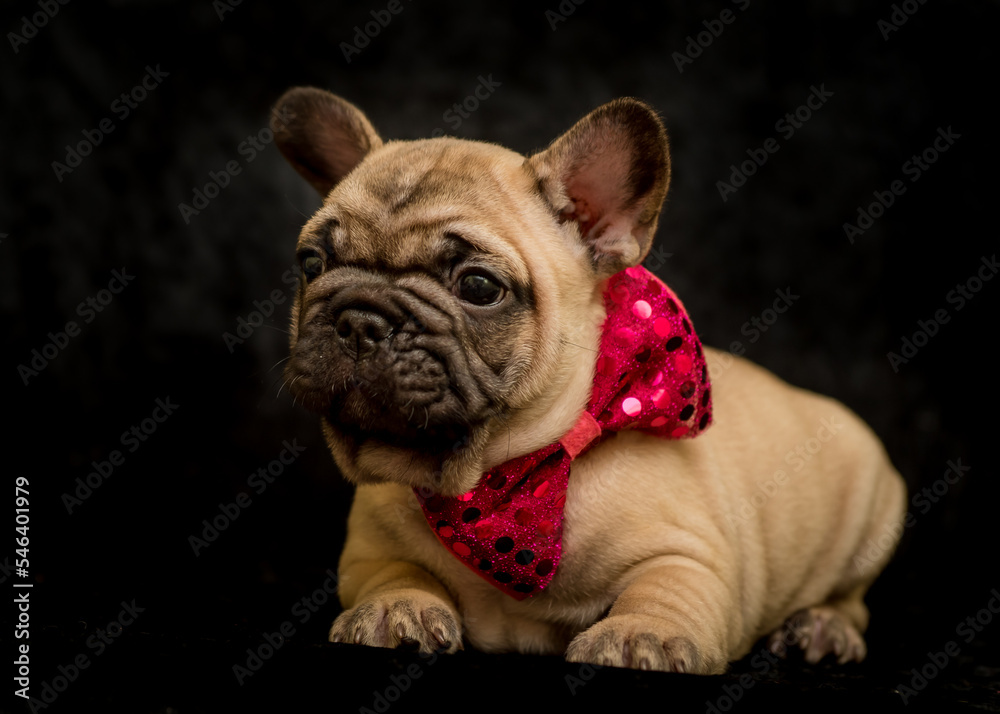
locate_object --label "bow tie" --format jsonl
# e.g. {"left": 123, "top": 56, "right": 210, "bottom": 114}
{"left": 415, "top": 265, "right": 713, "bottom": 599}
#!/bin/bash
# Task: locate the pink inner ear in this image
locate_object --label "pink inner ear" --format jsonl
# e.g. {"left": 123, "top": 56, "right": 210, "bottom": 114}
{"left": 560, "top": 197, "right": 598, "bottom": 236}
{"left": 562, "top": 152, "right": 630, "bottom": 239}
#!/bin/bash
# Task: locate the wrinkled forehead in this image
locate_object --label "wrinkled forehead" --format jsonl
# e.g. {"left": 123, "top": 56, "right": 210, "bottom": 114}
{"left": 299, "top": 139, "right": 537, "bottom": 281}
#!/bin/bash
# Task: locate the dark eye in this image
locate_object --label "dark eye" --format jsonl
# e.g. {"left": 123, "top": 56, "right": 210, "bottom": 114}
{"left": 299, "top": 251, "right": 325, "bottom": 282}
{"left": 458, "top": 271, "right": 504, "bottom": 306}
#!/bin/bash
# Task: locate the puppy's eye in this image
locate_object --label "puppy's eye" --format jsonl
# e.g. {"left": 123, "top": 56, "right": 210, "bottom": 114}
{"left": 458, "top": 271, "right": 504, "bottom": 306}
{"left": 299, "top": 251, "right": 325, "bottom": 282}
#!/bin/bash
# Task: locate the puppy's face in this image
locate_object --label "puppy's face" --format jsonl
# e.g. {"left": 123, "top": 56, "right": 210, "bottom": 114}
{"left": 273, "top": 89, "right": 670, "bottom": 495}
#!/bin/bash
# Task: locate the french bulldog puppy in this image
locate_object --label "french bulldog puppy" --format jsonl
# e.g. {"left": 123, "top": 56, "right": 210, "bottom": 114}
{"left": 272, "top": 87, "right": 906, "bottom": 674}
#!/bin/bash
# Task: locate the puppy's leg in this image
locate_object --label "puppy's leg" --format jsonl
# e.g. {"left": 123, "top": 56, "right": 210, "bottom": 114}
{"left": 767, "top": 592, "right": 868, "bottom": 664}
{"left": 565, "top": 555, "right": 737, "bottom": 674}
{"left": 330, "top": 560, "right": 462, "bottom": 654}
{"left": 769, "top": 464, "right": 906, "bottom": 665}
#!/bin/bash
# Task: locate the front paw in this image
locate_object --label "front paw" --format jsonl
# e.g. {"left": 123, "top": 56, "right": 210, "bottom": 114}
{"left": 566, "top": 615, "right": 710, "bottom": 673}
{"left": 329, "top": 588, "right": 462, "bottom": 654}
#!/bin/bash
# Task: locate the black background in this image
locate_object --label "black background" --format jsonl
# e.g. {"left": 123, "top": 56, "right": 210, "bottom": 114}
{"left": 4, "top": 0, "right": 998, "bottom": 712}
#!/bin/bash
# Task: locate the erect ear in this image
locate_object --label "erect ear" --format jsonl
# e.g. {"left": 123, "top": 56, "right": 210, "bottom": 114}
{"left": 270, "top": 87, "right": 383, "bottom": 197}
{"left": 527, "top": 98, "right": 671, "bottom": 278}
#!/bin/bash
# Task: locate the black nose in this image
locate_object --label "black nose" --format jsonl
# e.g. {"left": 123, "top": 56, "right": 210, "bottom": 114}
{"left": 334, "top": 309, "right": 392, "bottom": 359}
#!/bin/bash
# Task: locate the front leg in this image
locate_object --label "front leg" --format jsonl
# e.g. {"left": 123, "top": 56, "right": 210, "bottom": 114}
{"left": 330, "top": 559, "right": 462, "bottom": 654}
{"left": 565, "top": 555, "right": 738, "bottom": 674}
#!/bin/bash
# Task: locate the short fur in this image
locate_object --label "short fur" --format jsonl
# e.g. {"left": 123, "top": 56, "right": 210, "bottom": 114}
{"left": 272, "top": 87, "right": 906, "bottom": 673}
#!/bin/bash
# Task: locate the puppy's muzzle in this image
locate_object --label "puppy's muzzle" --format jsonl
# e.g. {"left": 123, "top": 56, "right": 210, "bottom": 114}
{"left": 334, "top": 308, "right": 392, "bottom": 360}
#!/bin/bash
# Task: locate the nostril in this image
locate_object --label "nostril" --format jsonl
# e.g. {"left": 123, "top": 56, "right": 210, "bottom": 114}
{"left": 336, "top": 319, "right": 352, "bottom": 339}
{"left": 364, "top": 323, "right": 387, "bottom": 341}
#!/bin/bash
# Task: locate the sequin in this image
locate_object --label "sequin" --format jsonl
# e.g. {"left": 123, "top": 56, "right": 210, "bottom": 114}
{"left": 494, "top": 537, "right": 514, "bottom": 553}
{"left": 665, "top": 336, "right": 683, "bottom": 351}
{"left": 537, "top": 520, "right": 555, "bottom": 536}
{"left": 514, "top": 508, "right": 533, "bottom": 526}
{"left": 632, "top": 300, "right": 652, "bottom": 319}
{"left": 622, "top": 397, "right": 642, "bottom": 416}
{"left": 651, "top": 389, "right": 669, "bottom": 409}
{"left": 462, "top": 507, "right": 481, "bottom": 523}
{"left": 474, "top": 520, "right": 493, "bottom": 539}
{"left": 452, "top": 542, "right": 471, "bottom": 557}
{"left": 675, "top": 354, "right": 693, "bottom": 374}
{"left": 613, "top": 327, "right": 635, "bottom": 343}
{"left": 679, "top": 404, "right": 695, "bottom": 421}
{"left": 535, "top": 559, "right": 553, "bottom": 577}
{"left": 487, "top": 473, "right": 507, "bottom": 489}
{"left": 533, "top": 480, "right": 550, "bottom": 498}
{"left": 671, "top": 426, "right": 690, "bottom": 437}
{"left": 650, "top": 416, "right": 668, "bottom": 427}
{"left": 653, "top": 317, "right": 671, "bottom": 337}
{"left": 456, "top": 492, "right": 474, "bottom": 502}
{"left": 438, "top": 526, "right": 454, "bottom": 538}
{"left": 515, "top": 549, "right": 535, "bottom": 565}
{"left": 645, "top": 369, "right": 663, "bottom": 385}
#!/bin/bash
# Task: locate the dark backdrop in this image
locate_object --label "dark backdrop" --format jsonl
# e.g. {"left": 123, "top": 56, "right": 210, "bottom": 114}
{"left": 3, "top": 1, "right": 998, "bottom": 712}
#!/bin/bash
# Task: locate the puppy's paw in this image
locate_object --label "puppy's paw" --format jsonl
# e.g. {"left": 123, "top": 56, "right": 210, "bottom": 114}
{"left": 565, "top": 615, "right": 711, "bottom": 673}
{"left": 767, "top": 606, "right": 866, "bottom": 664}
{"left": 328, "top": 589, "right": 462, "bottom": 654}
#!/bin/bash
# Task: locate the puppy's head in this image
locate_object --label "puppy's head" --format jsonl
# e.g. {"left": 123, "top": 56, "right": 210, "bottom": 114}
{"left": 273, "top": 88, "right": 670, "bottom": 495}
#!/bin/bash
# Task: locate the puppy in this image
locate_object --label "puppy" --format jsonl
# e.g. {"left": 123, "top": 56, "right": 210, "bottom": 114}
{"left": 271, "top": 87, "right": 906, "bottom": 674}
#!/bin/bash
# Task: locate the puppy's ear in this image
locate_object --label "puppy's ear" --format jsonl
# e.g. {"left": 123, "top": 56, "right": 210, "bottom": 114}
{"left": 528, "top": 98, "right": 670, "bottom": 277}
{"left": 271, "top": 87, "right": 383, "bottom": 197}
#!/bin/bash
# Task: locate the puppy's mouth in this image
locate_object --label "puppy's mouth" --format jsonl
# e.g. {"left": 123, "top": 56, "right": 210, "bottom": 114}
{"left": 288, "top": 334, "right": 485, "bottom": 455}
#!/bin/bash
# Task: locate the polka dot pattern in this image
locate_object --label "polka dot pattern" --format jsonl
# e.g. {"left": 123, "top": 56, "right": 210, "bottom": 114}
{"left": 416, "top": 265, "right": 713, "bottom": 600}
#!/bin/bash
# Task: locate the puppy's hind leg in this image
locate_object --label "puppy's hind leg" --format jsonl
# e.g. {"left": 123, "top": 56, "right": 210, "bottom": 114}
{"left": 769, "top": 462, "right": 906, "bottom": 665}
{"left": 767, "top": 590, "right": 869, "bottom": 664}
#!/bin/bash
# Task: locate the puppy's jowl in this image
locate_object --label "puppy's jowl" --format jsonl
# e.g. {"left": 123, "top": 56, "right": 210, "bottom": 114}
{"left": 272, "top": 87, "right": 905, "bottom": 674}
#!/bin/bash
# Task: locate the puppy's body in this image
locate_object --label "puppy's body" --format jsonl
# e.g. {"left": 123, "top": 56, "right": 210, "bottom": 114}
{"left": 271, "top": 88, "right": 906, "bottom": 673}
{"left": 337, "top": 349, "right": 904, "bottom": 670}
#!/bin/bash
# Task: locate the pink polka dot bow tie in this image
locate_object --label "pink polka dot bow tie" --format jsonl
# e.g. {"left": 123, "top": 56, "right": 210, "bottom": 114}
{"left": 416, "top": 266, "right": 713, "bottom": 599}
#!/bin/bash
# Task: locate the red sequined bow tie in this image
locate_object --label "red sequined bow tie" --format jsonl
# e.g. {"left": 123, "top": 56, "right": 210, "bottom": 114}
{"left": 415, "top": 265, "right": 713, "bottom": 599}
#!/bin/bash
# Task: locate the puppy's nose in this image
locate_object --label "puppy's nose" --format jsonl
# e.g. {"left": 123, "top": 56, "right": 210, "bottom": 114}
{"left": 334, "top": 309, "right": 392, "bottom": 359}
